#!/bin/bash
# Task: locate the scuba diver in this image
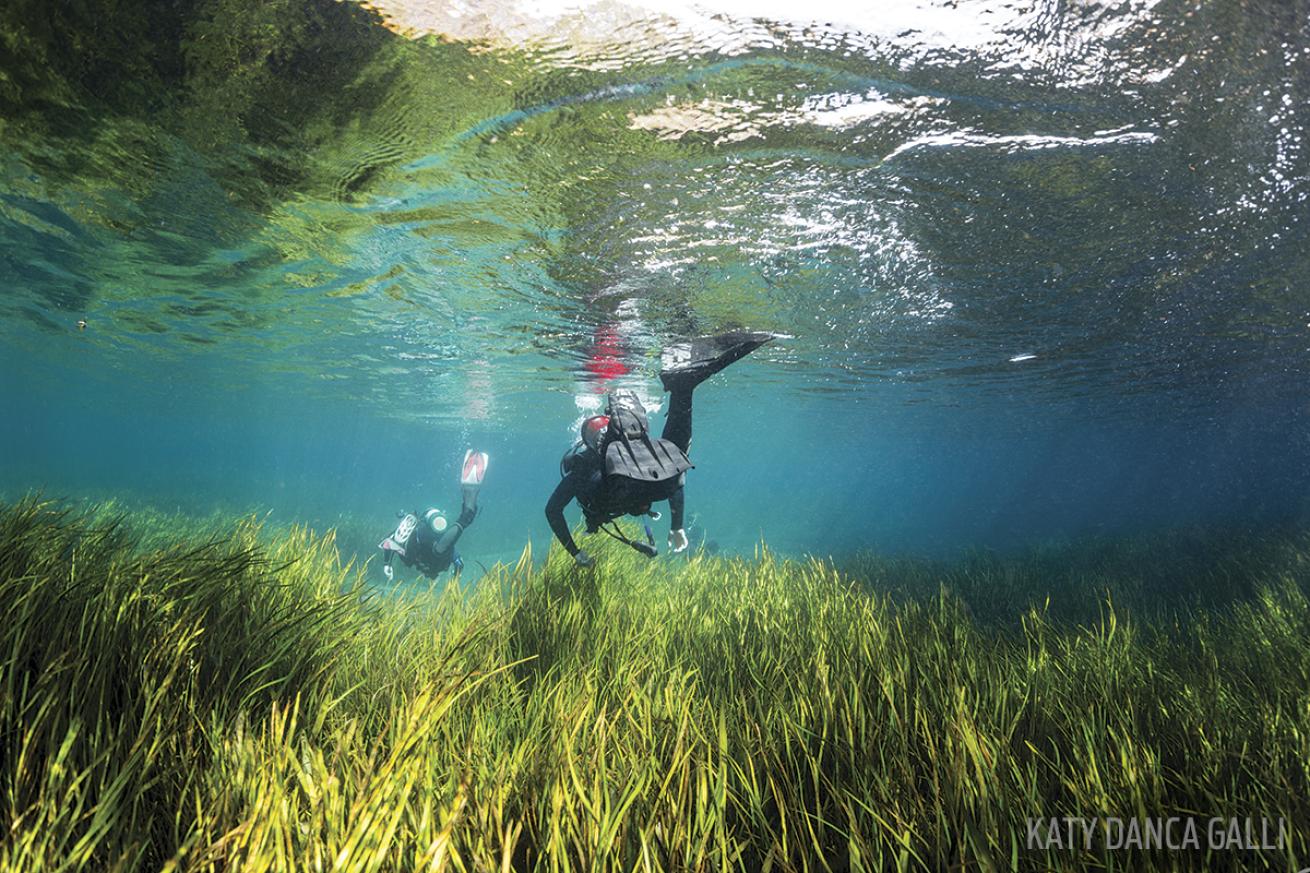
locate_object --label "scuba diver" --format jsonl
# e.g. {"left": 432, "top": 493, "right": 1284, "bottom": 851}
{"left": 379, "top": 449, "right": 489, "bottom": 580}
{"left": 546, "top": 331, "right": 776, "bottom": 567}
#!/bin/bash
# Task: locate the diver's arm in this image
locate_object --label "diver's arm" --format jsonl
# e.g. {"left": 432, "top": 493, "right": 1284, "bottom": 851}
{"left": 668, "top": 483, "right": 685, "bottom": 531}
{"left": 667, "top": 483, "right": 688, "bottom": 553}
{"left": 545, "top": 475, "right": 582, "bottom": 556}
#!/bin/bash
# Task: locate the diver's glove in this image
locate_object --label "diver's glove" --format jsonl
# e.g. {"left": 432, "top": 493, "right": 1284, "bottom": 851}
{"left": 669, "top": 529, "right": 689, "bottom": 553}
{"left": 383, "top": 562, "right": 394, "bottom": 581}
{"left": 573, "top": 550, "right": 595, "bottom": 568}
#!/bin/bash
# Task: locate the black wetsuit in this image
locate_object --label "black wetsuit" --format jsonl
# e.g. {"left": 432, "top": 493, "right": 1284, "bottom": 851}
{"left": 390, "top": 488, "right": 479, "bottom": 577}
{"left": 403, "top": 514, "right": 463, "bottom": 576}
{"left": 545, "top": 386, "right": 692, "bottom": 557}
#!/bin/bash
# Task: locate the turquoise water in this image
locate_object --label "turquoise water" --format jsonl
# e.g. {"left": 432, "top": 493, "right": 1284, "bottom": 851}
{"left": 2, "top": 0, "right": 1308, "bottom": 577}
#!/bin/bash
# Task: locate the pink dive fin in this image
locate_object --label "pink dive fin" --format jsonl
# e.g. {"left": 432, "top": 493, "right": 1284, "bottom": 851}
{"left": 461, "top": 450, "right": 489, "bottom": 486}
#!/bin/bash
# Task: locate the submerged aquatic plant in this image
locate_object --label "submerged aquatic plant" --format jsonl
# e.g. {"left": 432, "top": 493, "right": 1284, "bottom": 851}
{"left": 0, "top": 495, "right": 1307, "bottom": 871}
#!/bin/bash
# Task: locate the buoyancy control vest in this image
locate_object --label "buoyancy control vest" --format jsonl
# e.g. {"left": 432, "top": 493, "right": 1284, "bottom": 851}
{"left": 561, "top": 390, "right": 693, "bottom": 523}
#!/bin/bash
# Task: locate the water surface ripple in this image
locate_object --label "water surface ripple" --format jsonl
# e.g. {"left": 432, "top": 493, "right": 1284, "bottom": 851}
{"left": 1, "top": 0, "right": 1307, "bottom": 426}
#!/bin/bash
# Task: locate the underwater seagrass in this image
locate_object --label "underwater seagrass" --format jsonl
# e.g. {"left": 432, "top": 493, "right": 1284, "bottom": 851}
{"left": 2, "top": 497, "right": 1309, "bottom": 871}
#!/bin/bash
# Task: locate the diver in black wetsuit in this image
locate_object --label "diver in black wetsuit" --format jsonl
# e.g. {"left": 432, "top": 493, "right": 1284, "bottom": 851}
{"left": 545, "top": 331, "right": 776, "bottom": 567}
{"left": 380, "top": 450, "right": 488, "bottom": 580}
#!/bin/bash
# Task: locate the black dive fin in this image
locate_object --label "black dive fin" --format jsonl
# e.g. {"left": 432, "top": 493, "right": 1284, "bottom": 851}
{"left": 659, "top": 331, "right": 780, "bottom": 392}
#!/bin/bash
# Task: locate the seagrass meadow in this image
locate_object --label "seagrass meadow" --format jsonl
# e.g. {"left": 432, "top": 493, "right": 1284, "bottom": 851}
{"left": 1, "top": 495, "right": 1307, "bottom": 872}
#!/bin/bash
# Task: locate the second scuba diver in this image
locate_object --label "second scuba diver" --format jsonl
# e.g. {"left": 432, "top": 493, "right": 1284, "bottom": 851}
{"left": 545, "top": 331, "right": 776, "bottom": 567}
{"left": 379, "top": 449, "right": 489, "bottom": 580}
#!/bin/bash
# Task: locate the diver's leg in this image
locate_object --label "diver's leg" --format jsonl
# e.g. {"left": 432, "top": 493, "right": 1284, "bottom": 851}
{"left": 458, "top": 484, "right": 479, "bottom": 527}
{"left": 433, "top": 524, "right": 464, "bottom": 561}
{"left": 435, "top": 486, "right": 479, "bottom": 554}
{"left": 659, "top": 331, "right": 776, "bottom": 452}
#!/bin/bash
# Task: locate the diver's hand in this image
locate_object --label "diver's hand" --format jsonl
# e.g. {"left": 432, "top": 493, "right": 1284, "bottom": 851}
{"left": 573, "top": 550, "right": 595, "bottom": 568}
{"left": 668, "top": 529, "right": 689, "bottom": 553}
{"left": 383, "top": 563, "right": 394, "bottom": 581}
